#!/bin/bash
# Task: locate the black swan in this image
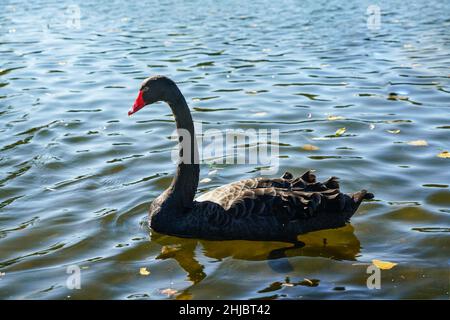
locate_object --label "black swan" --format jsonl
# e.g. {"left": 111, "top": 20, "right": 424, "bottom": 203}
{"left": 128, "top": 75, "right": 374, "bottom": 243}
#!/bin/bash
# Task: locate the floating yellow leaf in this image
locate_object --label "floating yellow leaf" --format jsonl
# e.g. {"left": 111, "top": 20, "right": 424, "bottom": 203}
{"left": 327, "top": 115, "right": 345, "bottom": 121}
{"left": 296, "top": 278, "right": 320, "bottom": 287}
{"left": 161, "top": 288, "right": 178, "bottom": 297}
{"left": 281, "top": 283, "right": 294, "bottom": 287}
{"left": 437, "top": 151, "right": 450, "bottom": 158}
{"left": 158, "top": 244, "right": 182, "bottom": 259}
{"left": 335, "top": 127, "right": 346, "bottom": 136}
{"left": 407, "top": 139, "right": 428, "bottom": 146}
{"left": 139, "top": 267, "right": 151, "bottom": 276}
{"left": 372, "top": 259, "right": 397, "bottom": 270}
{"left": 302, "top": 144, "right": 319, "bottom": 151}
{"left": 387, "top": 129, "right": 401, "bottom": 134}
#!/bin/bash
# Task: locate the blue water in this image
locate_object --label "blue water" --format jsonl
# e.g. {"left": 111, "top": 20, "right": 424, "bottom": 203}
{"left": 0, "top": 0, "right": 449, "bottom": 299}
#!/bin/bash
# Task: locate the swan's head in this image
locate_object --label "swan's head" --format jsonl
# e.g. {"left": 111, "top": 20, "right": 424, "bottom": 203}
{"left": 128, "top": 75, "right": 177, "bottom": 116}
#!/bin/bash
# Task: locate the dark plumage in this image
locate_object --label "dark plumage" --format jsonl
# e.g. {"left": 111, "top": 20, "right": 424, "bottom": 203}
{"left": 129, "top": 75, "right": 374, "bottom": 243}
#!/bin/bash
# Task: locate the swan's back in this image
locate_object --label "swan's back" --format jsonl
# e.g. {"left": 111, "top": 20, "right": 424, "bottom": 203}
{"left": 187, "top": 171, "right": 373, "bottom": 242}
{"left": 195, "top": 177, "right": 267, "bottom": 210}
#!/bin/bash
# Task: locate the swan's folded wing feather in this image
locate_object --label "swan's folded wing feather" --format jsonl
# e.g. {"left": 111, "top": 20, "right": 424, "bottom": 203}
{"left": 228, "top": 187, "right": 323, "bottom": 221}
{"left": 195, "top": 178, "right": 262, "bottom": 210}
{"left": 195, "top": 177, "right": 294, "bottom": 210}
{"left": 195, "top": 177, "right": 345, "bottom": 228}
{"left": 193, "top": 180, "right": 350, "bottom": 243}
{"left": 198, "top": 184, "right": 323, "bottom": 222}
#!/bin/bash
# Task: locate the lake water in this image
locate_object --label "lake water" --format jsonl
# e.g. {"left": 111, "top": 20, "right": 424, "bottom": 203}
{"left": 0, "top": 0, "right": 449, "bottom": 299}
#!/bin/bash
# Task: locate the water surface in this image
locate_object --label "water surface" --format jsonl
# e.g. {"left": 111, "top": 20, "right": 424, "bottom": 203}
{"left": 0, "top": 0, "right": 449, "bottom": 299}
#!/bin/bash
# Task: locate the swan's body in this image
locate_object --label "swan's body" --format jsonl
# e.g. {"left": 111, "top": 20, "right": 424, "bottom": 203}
{"left": 129, "top": 75, "right": 373, "bottom": 243}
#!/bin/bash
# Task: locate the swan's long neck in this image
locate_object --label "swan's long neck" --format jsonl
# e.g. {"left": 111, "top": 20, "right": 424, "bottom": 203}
{"left": 164, "top": 86, "right": 199, "bottom": 211}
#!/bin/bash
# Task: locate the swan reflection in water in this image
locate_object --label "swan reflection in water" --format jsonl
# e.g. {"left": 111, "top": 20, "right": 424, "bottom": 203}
{"left": 150, "top": 225, "right": 360, "bottom": 285}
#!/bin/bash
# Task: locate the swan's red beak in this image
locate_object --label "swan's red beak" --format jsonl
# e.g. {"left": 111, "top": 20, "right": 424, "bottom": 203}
{"left": 128, "top": 90, "right": 146, "bottom": 116}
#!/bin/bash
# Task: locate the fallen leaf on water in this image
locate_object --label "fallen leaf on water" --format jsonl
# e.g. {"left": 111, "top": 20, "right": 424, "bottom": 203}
{"left": 387, "top": 129, "right": 401, "bottom": 134}
{"left": 199, "top": 178, "right": 212, "bottom": 183}
{"left": 161, "top": 288, "right": 178, "bottom": 297}
{"left": 139, "top": 267, "right": 151, "bottom": 276}
{"left": 327, "top": 115, "right": 345, "bottom": 121}
{"left": 335, "top": 127, "right": 346, "bottom": 136}
{"left": 302, "top": 144, "right": 319, "bottom": 151}
{"left": 297, "top": 278, "right": 320, "bottom": 287}
{"left": 281, "top": 283, "right": 294, "bottom": 287}
{"left": 258, "top": 281, "right": 283, "bottom": 293}
{"left": 407, "top": 139, "right": 428, "bottom": 146}
{"left": 372, "top": 259, "right": 397, "bottom": 270}
{"left": 162, "top": 244, "right": 182, "bottom": 253}
{"left": 437, "top": 151, "right": 450, "bottom": 158}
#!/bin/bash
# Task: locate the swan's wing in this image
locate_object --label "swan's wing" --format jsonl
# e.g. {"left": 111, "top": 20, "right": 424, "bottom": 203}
{"left": 194, "top": 185, "right": 343, "bottom": 240}
{"left": 225, "top": 187, "right": 342, "bottom": 221}
{"left": 195, "top": 177, "right": 291, "bottom": 210}
{"left": 191, "top": 172, "right": 372, "bottom": 240}
{"left": 194, "top": 170, "right": 339, "bottom": 211}
{"left": 196, "top": 176, "right": 341, "bottom": 220}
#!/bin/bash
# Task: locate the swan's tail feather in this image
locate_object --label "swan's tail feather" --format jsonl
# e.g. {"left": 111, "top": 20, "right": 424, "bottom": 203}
{"left": 342, "top": 190, "right": 374, "bottom": 221}
{"left": 300, "top": 170, "right": 316, "bottom": 183}
{"left": 324, "top": 176, "right": 340, "bottom": 190}
{"left": 281, "top": 171, "right": 294, "bottom": 180}
{"left": 352, "top": 189, "right": 374, "bottom": 206}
